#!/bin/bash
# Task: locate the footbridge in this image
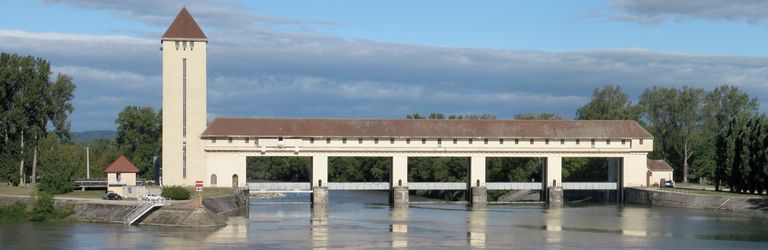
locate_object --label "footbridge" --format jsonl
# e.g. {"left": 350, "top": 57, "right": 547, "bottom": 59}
{"left": 197, "top": 119, "right": 653, "bottom": 207}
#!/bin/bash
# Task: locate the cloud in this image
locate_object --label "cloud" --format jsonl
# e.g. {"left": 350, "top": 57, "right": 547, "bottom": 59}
{"left": 4, "top": 1, "right": 768, "bottom": 130}
{"left": 609, "top": 0, "right": 768, "bottom": 24}
{"left": 41, "top": 0, "right": 336, "bottom": 32}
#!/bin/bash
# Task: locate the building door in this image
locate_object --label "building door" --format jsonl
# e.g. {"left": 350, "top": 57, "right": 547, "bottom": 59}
{"left": 232, "top": 174, "right": 239, "bottom": 188}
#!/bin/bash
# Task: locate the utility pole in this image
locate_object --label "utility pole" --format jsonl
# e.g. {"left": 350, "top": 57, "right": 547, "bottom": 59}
{"left": 85, "top": 147, "right": 90, "bottom": 179}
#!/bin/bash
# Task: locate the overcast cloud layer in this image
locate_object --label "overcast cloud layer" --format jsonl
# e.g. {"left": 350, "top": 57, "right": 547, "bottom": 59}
{"left": 3, "top": 1, "right": 766, "bottom": 130}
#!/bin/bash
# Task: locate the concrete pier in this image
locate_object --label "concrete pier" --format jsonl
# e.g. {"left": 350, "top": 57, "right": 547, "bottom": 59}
{"left": 391, "top": 187, "right": 409, "bottom": 207}
{"left": 312, "top": 187, "right": 328, "bottom": 207}
{"left": 547, "top": 187, "right": 563, "bottom": 206}
{"left": 469, "top": 187, "right": 487, "bottom": 207}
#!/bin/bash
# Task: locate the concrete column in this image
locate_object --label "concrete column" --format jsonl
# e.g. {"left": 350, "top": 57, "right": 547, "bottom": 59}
{"left": 312, "top": 155, "right": 328, "bottom": 207}
{"left": 623, "top": 155, "right": 646, "bottom": 202}
{"left": 468, "top": 156, "right": 487, "bottom": 207}
{"left": 545, "top": 156, "right": 563, "bottom": 206}
{"left": 390, "top": 156, "right": 409, "bottom": 207}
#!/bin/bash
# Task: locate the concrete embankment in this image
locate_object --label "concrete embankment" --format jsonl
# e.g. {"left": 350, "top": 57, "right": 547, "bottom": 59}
{"left": 0, "top": 193, "right": 248, "bottom": 227}
{"left": 625, "top": 187, "right": 768, "bottom": 216}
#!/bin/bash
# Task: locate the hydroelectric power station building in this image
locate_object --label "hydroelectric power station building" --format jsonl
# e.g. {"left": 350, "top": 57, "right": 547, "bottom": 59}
{"left": 160, "top": 8, "right": 655, "bottom": 206}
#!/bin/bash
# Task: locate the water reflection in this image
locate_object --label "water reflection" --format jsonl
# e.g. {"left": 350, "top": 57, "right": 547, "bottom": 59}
{"left": 467, "top": 207, "right": 486, "bottom": 248}
{"left": 311, "top": 206, "right": 328, "bottom": 249}
{"left": 389, "top": 207, "right": 408, "bottom": 248}
{"left": 544, "top": 206, "right": 563, "bottom": 244}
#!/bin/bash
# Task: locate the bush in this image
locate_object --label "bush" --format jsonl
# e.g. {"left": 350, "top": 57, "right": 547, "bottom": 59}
{"left": 162, "top": 186, "right": 191, "bottom": 200}
{"left": 0, "top": 202, "right": 28, "bottom": 222}
{"left": 29, "top": 192, "right": 55, "bottom": 222}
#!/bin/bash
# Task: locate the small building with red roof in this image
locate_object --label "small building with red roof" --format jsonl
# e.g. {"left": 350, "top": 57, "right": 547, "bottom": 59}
{"left": 106, "top": 155, "right": 141, "bottom": 197}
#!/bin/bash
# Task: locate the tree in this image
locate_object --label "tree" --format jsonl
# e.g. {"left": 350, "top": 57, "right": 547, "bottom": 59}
{"left": 37, "top": 136, "right": 77, "bottom": 194}
{"left": 577, "top": 84, "right": 641, "bottom": 121}
{"left": 115, "top": 106, "right": 161, "bottom": 179}
{"left": 514, "top": 112, "right": 563, "bottom": 120}
{"left": 0, "top": 52, "right": 75, "bottom": 186}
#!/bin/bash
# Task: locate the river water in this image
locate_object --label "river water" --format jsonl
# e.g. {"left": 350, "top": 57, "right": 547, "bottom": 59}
{"left": 1, "top": 191, "right": 767, "bottom": 249}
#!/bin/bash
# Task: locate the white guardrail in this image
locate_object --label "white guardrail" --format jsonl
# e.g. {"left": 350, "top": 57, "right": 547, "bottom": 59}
{"left": 248, "top": 182, "right": 618, "bottom": 191}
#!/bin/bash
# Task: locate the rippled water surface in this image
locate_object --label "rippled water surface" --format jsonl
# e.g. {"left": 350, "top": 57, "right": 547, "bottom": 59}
{"left": 2, "top": 191, "right": 768, "bottom": 249}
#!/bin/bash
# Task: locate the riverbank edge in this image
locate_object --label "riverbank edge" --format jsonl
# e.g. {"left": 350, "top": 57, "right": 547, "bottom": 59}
{"left": 625, "top": 187, "right": 768, "bottom": 217}
{"left": 0, "top": 193, "right": 248, "bottom": 227}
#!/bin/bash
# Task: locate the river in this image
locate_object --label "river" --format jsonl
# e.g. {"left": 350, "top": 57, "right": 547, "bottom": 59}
{"left": 1, "top": 191, "right": 767, "bottom": 249}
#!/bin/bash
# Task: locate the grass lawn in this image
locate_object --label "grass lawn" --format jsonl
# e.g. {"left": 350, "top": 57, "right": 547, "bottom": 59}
{"left": 0, "top": 185, "right": 35, "bottom": 196}
{"left": 201, "top": 187, "right": 235, "bottom": 198}
{"left": 57, "top": 190, "right": 105, "bottom": 199}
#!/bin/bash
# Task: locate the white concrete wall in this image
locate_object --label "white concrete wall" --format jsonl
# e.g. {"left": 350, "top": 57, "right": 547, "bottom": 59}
{"left": 312, "top": 156, "right": 328, "bottom": 188}
{"left": 545, "top": 156, "right": 562, "bottom": 187}
{"left": 391, "top": 156, "right": 408, "bottom": 188}
{"left": 469, "top": 156, "right": 486, "bottom": 187}
{"left": 162, "top": 39, "right": 207, "bottom": 186}
{"left": 205, "top": 153, "right": 245, "bottom": 188}
{"left": 623, "top": 154, "right": 647, "bottom": 187}
{"left": 648, "top": 170, "right": 673, "bottom": 186}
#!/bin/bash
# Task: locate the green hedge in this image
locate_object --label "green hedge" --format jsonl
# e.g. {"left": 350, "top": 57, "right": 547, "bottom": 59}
{"left": 161, "top": 186, "right": 191, "bottom": 200}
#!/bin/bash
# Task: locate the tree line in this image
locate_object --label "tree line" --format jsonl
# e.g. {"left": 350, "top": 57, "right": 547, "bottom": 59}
{"left": 1, "top": 52, "right": 160, "bottom": 195}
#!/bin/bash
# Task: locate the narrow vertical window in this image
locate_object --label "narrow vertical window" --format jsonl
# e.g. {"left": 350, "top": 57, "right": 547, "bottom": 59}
{"left": 499, "top": 139, "right": 504, "bottom": 144}
{"left": 576, "top": 139, "right": 580, "bottom": 145}
{"left": 438, "top": 138, "right": 442, "bottom": 144}
{"left": 545, "top": 139, "right": 549, "bottom": 145}
{"left": 530, "top": 139, "right": 534, "bottom": 144}
{"left": 484, "top": 139, "right": 488, "bottom": 144}
{"left": 422, "top": 138, "right": 426, "bottom": 144}
{"left": 326, "top": 138, "right": 331, "bottom": 144}
{"left": 515, "top": 139, "right": 519, "bottom": 144}
{"left": 310, "top": 138, "right": 314, "bottom": 144}
{"left": 342, "top": 138, "right": 347, "bottom": 144}
{"left": 406, "top": 138, "right": 410, "bottom": 144}
{"left": 182, "top": 58, "right": 187, "bottom": 139}
{"left": 621, "top": 139, "right": 626, "bottom": 145}
{"left": 560, "top": 139, "right": 565, "bottom": 145}
{"left": 640, "top": 139, "right": 644, "bottom": 145}
{"left": 374, "top": 138, "right": 379, "bottom": 144}
{"left": 607, "top": 139, "right": 611, "bottom": 145}
{"left": 453, "top": 138, "right": 457, "bottom": 144}
{"left": 390, "top": 138, "right": 395, "bottom": 144}
{"left": 359, "top": 138, "right": 363, "bottom": 144}
{"left": 245, "top": 138, "right": 250, "bottom": 144}
{"left": 469, "top": 139, "right": 473, "bottom": 144}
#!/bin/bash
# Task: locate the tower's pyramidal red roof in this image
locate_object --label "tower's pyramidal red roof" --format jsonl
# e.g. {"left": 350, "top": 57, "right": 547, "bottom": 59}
{"left": 162, "top": 7, "right": 207, "bottom": 40}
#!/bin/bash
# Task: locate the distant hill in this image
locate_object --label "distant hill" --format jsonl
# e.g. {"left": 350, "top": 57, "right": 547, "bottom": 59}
{"left": 72, "top": 130, "right": 116, "bottom": 142}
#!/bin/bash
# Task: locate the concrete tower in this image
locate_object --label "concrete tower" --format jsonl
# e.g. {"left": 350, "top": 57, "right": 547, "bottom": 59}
{"left": 161, "top": 7, "right": 207, "bottom": 186}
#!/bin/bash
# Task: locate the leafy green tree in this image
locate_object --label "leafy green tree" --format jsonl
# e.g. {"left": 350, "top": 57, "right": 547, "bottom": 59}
{"left": 247, "top": 157, "right": 310, "bottom": 182}
{"left": 36, "top": 136, "right": 78, "bottom": 194}
{"left": 514, "top": 112, "right": 563, "bottom": 120}
{"left": 115, "top": 106, "right": 161, "bottom": 179}
{"left": 577, "top": 84, "right": 641, "bottom": 121}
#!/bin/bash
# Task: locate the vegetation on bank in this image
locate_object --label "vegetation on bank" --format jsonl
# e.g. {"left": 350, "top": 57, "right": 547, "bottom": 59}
{"left": 0, "top": 191, "right": 74, "bottom": 222}
{"left": 161, "top": 186, "right": 191, "bottom": 200}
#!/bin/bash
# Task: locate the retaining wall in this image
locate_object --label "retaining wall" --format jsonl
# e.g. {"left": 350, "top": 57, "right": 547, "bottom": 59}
{"left": 625, "top": 187, "right": 768, "bottom": 216}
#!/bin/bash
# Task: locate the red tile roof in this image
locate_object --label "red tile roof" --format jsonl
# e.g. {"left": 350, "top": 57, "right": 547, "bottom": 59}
{"left": 647, "top": 160, "right": 673, "bottom": 172}
{"left": 162, "top": 7, "right": 207, "bottom": 40}
{"left": 105, "top": 155, "right": 140, "bottom": 173}
{"left": 201, "top": 118, "right": 654, "bottom": 139}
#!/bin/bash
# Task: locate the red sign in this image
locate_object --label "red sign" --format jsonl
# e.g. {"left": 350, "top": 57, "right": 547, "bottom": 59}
{"left": 195, "top": 180, "right": 203, "bottom": 192}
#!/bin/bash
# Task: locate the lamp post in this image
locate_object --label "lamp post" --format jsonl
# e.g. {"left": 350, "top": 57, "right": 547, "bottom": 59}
{"left": 84, "top": 147, "right": 90, "bottom": 179}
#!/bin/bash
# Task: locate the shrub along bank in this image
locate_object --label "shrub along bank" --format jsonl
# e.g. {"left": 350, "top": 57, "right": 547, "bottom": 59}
{"left": 0, "top": 192, "right": 73, "bottom": 222}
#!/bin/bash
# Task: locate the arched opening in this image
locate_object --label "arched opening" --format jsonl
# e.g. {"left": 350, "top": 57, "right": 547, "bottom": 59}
{"left": 211, "top": 174, "right": 217, "bottom": 186}
{"left": 232, "top": 174, "right": 239, "bottom": 188}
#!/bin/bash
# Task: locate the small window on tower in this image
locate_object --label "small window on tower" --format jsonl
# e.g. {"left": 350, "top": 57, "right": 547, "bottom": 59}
{"left": 500, "top": 139, "right": 504, "bottom": 144}
{"left": 310, "top": 138, "right": 314, "bottom": 144}
{"left": 326, "top": 138, "right": 331, "bottom": 144}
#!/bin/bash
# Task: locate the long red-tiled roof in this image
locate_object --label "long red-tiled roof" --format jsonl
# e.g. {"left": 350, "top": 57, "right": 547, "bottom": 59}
{"left": 201, "top": 118, "right": 654, "bottom": 139}
{"left": 162, "top": 7, "right": 207, "bottom": 40}
{"left": 105, "top": 155, "right": 140, "bottom": 173}
{"left": 647, "top": 160, "right": 673, "bottom": 172}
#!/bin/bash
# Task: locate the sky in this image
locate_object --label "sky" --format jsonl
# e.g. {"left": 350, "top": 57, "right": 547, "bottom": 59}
{"left": 1, "top": 0, "right": 767, "bottom": 131}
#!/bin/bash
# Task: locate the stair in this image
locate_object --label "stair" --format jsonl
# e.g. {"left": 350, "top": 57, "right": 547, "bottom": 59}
{"left": 123, "top": 201, "right": 165, "bottom": 225}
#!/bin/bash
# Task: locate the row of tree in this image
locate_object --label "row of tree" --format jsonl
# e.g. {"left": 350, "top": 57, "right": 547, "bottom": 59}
{"left": 715, "top": 113, "right": 768, "bottom": 194}
{"left": 1, "top": 52, "right": 161, "bottom": 194}
{"left": 0, "top": 52, "right": 75, "bottom": 187}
